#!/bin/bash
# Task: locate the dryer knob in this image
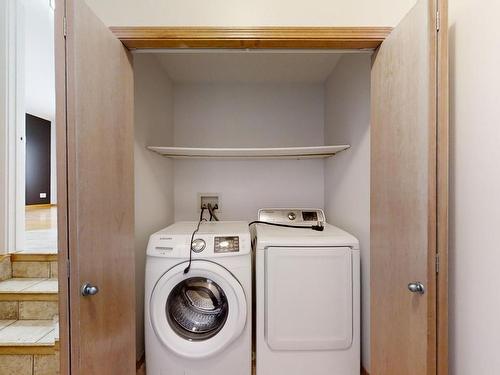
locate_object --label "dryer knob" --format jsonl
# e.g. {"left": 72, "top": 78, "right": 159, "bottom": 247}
{"left": 191, "top": 239, "right": 206, "bottom": 253}
{"left": 288, "top": 212, "right": 296, "bottom": 221}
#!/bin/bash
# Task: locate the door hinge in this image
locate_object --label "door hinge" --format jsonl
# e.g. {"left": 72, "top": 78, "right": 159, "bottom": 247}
{"left": 435, "top": 253, "right": 440, "bottom": 273}
{"left": 63, "top": 16, "right": 67, "bottom": 38}
{"left": 436, "top": 11, "right": 440, "bottom": 32}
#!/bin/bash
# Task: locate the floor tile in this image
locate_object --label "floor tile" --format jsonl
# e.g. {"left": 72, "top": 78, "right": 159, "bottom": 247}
{"left": 37, "top": 329, "right": 56, "bottom": 345}
{"left": 19, "top": 301, "right": 58, "bottom": 320}
{"left": 34, "top": 354, "right": 59, "bottom": 375}
{"left": 23, "top": 279, "right": 58, "bottom": 294}
{"left": 0, "top": 256, "right": 12, "bottom": 281}
{"left": 0, "top": 278, "right": 46, "bottom": 293}
{"left": 12, "top": 262, "right": 50, "bottom": 278}
{"left": 0, "top": 302, "right": 19, "bottom": 320}
{"left": 0, "top": 320, "right": 54, "bottom": 345}
{"left": 0, "top": 355, "right": 33, "bottom": 375}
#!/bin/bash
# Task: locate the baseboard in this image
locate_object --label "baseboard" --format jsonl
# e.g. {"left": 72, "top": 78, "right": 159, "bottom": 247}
{"left": 361, "top": 367, "right": 370, "bottom": 375}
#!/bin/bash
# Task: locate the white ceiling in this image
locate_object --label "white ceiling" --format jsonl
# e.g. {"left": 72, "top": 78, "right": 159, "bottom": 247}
{"left": 154, "top": 52, "right": 344, "bottom": 83}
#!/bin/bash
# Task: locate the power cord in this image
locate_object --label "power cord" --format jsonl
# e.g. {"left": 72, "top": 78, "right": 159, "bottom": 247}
{"left": 184, "top": 207, "right": 207, "bottom": 274}
{"left": 248, "top": 220, "right": 324, "bottom": 231}
{"left": 207, "top": 203, "right": 219, "bottom": 221}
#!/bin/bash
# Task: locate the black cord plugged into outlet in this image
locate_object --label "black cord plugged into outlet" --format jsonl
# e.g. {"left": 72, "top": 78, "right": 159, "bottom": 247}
{"left": 207, "top": 203, "right": 219, "bottom": 221}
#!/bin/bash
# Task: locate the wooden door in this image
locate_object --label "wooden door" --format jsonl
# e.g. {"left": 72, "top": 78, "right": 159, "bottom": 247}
{"left": 56, "top": 0, "right": 135, "bottom": 373}
{"left": 370, "top": 0, "right": 448, "bottom": 374}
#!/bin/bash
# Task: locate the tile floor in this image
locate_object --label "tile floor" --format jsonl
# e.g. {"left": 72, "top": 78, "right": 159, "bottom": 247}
{"left": 0, "top": 278, "right": 58, "bottom": 294}
{"left": 0, "top": 320, "right": 55, "bottom": 346}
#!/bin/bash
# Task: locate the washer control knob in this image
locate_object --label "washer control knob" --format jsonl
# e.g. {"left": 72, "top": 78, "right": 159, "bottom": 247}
{"left": 288, "top": 212, "right": 296, "bottom": 221}
{"left": 191, "top": 239, "right": 206, "bottom": 253}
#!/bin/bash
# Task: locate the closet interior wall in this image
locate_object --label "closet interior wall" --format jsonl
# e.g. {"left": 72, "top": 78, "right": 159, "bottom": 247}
{"left": 173, "top": 80, "right": 325, "bottom": 221}
{"left": 133, "top": 51, "right": 371, "bottom": 368}
{"left": 134, "top": 54, "right": 175, "bottom": 360}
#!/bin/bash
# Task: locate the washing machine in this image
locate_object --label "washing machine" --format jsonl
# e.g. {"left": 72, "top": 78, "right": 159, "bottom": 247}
{"left": 253, "top": 209, "right": 360, "bottom": 375}
{"left": 145, "top": 221, "right": 252, "bottom": 375}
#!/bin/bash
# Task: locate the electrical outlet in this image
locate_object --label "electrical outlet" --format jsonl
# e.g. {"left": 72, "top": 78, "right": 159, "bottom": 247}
{"left": 40, "top": 193, "right": 47, "bottom": 198}
{"left": 199, "top": 193, "right": 220, "bottom": 211}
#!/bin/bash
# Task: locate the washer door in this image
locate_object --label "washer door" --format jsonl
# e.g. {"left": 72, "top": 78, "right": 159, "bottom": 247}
{"left": 150, "top": 261, "right": 247, "bottom": 359}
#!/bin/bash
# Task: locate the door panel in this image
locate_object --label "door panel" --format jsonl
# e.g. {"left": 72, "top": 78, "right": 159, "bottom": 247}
{"left": 371, "top": 0, "right": 445, "bottom": 373}
{"left": 63, "top": 0, "right": 135, "bottom": 373}
{"left": 266, "top": 247, "right": 352, "bottom": 351}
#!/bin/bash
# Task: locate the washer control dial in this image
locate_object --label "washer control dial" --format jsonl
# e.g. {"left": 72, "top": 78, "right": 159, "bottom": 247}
{"left": 288, "top": 212, "right": 297, "bottom": 221}
{"left": 191, "top": 239, "right": 206, "bottom": 253}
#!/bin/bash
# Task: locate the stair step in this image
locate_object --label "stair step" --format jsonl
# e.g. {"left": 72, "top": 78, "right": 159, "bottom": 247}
{"left": 9, "top": 253, "right": 58, "bottom": 279}
{"left": 0, "top": 279, "right": 58, "bottom": 320}
{"left": 0, "top": 320, "right": 57, "bottom": 355}
{"left": 0, "top": 278, "right": 58, "bottom": 297}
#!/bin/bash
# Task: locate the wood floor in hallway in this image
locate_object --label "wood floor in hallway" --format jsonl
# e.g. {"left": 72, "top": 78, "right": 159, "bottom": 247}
{"left": 21, "top": 205, "right": 58, "bottom": 254}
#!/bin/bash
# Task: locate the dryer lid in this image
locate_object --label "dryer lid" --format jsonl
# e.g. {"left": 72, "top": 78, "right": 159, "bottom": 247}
{"left": 255, "top": 222, "right": 360, "bottom": 250}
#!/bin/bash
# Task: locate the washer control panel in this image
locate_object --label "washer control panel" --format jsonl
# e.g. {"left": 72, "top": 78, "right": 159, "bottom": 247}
{"left": 147, "top": 221, "right": 251, "bottom": 257}
{"left": 214, "top": 236, "right": 240, "bottom": 253}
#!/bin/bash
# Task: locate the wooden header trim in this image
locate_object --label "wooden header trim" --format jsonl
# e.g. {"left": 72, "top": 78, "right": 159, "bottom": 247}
{"left": 110, "top": 27, "right": 392, "bottom": 50}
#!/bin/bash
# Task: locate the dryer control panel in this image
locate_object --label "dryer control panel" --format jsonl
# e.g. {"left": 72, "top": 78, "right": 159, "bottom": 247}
{"left": 258, "top": 208, "right": 326, "bottom": 225}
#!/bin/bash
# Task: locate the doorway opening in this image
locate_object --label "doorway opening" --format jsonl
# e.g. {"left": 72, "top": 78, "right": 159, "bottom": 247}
{"left": 24, "top": 113, "right": 57, "bottom": 254}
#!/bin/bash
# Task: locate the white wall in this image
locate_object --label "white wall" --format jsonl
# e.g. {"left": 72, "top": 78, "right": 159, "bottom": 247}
{"left": 449, "top": 0, "right": 500, "bottom": 373}
{"left": 24, "top": 0, "right": 54, "bottom": 122}
{"left": 324, "top": 54, "right": 371, "bottom": 370}
{"left": 173, "top": 82, "right": 325, "bottom": 221}
{"left": 0, "top": 3, "right": 8, "bottom": 253}
{"left": 24, "top": 0, "right": 56, "bottom": 203}
{"left": 85, "top": 0, "right": 416, "bottom": 27}
{"left": 134, "top": 54, "right": 175, "bottom": 359}
{"left": 174, "top": 159, "right": 325, "bottom": 221}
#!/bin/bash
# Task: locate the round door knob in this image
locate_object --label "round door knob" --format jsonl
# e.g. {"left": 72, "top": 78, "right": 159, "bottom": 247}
{"left": 81, "top": 283, "right": 99, "bottom": 296}
{"left": 408, "top": 282, "right": 425, "bottom": 294}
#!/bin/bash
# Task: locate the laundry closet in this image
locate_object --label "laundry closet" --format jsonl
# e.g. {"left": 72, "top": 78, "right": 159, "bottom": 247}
{"left": 56, "top": 0, "right": 448, "bottom": 374}
{"left": 133, "top": 47, "right": 371, "bottom": 363}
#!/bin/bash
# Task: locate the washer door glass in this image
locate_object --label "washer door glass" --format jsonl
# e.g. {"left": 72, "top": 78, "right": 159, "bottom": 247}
{"left": 167, "top": 277, "right": 229, "bottom": 341}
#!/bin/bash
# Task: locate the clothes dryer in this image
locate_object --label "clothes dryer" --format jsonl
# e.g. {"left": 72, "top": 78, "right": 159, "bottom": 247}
{"left": 253, "top": 209, "right": 360, "bottom": 375}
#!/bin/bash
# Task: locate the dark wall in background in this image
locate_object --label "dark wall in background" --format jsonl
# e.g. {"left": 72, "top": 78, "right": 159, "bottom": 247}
{"left": 26, "top": 114, "right": 51, "bottom": 205}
